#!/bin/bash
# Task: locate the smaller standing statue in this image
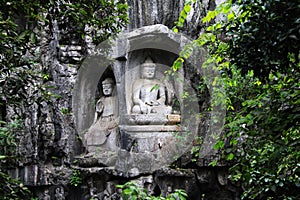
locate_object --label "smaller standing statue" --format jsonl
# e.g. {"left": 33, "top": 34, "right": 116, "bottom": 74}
{"left": 131, "top": 57, "right": 172, "bottom": 115}
{"left": 84, "top": 78, "right": 119, "bottom": 153}
{"left": 42, "top": 189, "right": 51, "bottom": 200}
{"left": 55, "top": 187, "right": 65, "bottom": 200}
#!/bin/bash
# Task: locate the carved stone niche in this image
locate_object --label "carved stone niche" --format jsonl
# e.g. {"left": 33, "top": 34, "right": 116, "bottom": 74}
{"left": 118, "top": 50, "right": 183, "bottom": 154}
{"left": 112, "top": 25, "right": 198, "bottom": 175}
{"left": 73, "top": 24, "right": 199, "bottom": 173}
{"left": 124, "top": 55, "right": 180, "bottom": 125}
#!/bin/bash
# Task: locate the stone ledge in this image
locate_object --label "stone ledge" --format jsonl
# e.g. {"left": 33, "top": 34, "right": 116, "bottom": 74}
{"left": 119, "top": 125, "right": 183, "bottom": 132}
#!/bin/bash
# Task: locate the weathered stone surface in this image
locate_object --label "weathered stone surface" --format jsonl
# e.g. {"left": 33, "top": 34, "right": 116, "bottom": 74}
{"left": 124, "top": 114, "right": 168, "bottom": 125}
{"left": 127, "top": 0, "right": 216, "bottom": 38}
{"left": 8, "top": 164, "right": 72, "bottom": 186}
{"left": 76, "top": 151, "right": 118, "bottom": 167}
{"left": 131, "top": 57, "right": 173, "bottom": 115}
{"left": 167, "top": 114, "right": 181, "bottom": 125}
{"left": 84, "top": 78, "right": 119, "bottom": 153}
{"left": 72, "top": 24, "right": 202, "bottom": 177}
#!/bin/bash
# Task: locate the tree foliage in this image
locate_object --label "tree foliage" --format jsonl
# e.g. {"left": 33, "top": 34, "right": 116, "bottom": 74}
{"left": 225, "top": 0, "right": 299, "bottom": 79}
{"left": 174, "top": 0, "right": 299, "bottom": 199}
{"left": 0, "top": 120, "right": 31, "bottom": 199}
{"left": 117, "top": 182, "right": 188, "bottom": 200}
{"left": 0, "top": 0, "right": 128, "bottom": 108}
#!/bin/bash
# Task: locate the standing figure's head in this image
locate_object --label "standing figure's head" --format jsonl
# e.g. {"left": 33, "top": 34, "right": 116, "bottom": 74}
{"left": 102, "top": 78, "right": 114, "bottom": 96}
{"left": 141, "top": 57, "right": 156, "bottom": 79}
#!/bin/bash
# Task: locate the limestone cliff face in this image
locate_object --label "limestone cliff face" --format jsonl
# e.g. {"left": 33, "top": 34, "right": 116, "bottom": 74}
{"left": 127, "top": 0, "right": 216, "bottom": 37}
{"left": 7, "top": 1, "right": 240, "bottom": 199}
{"left": 127, "top": 0, "right": 184, "bottom": 30}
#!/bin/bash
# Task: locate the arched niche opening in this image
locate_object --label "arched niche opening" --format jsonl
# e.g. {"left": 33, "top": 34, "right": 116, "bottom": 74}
{"left": 124, "top": 48, "right": 182, "bottom": 116}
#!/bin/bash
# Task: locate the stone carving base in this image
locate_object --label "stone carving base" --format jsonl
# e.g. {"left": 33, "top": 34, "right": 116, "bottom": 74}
{"left": 112, "top": 125, "right": 186, "bottom": 174}
{"left": 122, "top": 127, "right": 178, "bottom": 152}
{"left": 125, "top": 114, "right": 169, "bottom": 125}
{"left": 120, "top": 125, "right": 181, "bottom": 152}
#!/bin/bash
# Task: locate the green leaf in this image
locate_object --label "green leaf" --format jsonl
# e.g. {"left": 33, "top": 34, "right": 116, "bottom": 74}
{"left": 172, "top": 58, "right": 184, "bottom": 71}
{"left": 184, "top": 4, "right": 191, "bottom": 13}
{"left": 17, "top": 31, "right": 28, "bottom": 41}
{"left": 228, "top": 12, "right": 234, "bottom": 20}
{"left": 0, "top": 155, "right": 7, "bottom": 160}
{"left": 173, "top": 27, "right": 179, "bottom": 33}
{"left": 150, "top": 84, "right": 160, "bottom": 92}
{"left": 213, "top": 140, "right": 224, "bottom": 150}
{"left": 209, "top": 160, "right": 218, "bottom": 166}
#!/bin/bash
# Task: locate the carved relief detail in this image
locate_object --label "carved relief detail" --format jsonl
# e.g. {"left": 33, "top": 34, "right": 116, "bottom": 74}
{"left": 84, "top": 78, "right": 119, "bottom": 153}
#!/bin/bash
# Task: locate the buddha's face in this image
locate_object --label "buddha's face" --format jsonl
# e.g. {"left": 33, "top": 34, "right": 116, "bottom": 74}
{"left": 142, "top": 66, "right": 155, "bottom": 79}
{"left": 102, "top": 83, "right": 113, "bottom": 96}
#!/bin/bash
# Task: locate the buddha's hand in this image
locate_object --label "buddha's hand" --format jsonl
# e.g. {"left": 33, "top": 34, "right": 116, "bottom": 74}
{"left": 140, "top": 103, "right": 148, "bottom": 114}
{"left": 150, "top": 101, "right": 160, "bottom": 106}
{"left": 145, "top": 101, "right": 159, "bottom": 106}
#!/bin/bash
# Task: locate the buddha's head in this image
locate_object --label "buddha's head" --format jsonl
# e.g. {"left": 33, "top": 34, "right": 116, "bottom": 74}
{"left": 102, "top": 78, "right": 114, "bottom": 96}
{"left": 141, "top": 57, "right": 156, "bottom": 79}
